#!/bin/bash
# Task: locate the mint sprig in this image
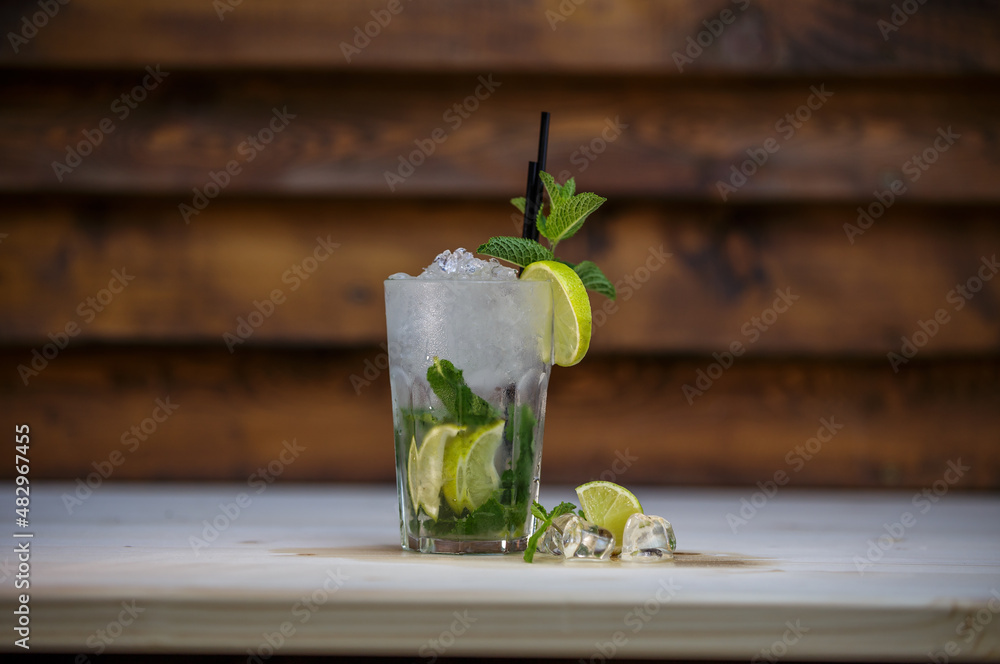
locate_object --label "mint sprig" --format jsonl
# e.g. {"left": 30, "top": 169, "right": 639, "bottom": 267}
{"left": 537, "top": 172, "right": 605, "bottom": 250}
{"left": 426, "top": 358, "right": 501, "bottom": 427}
{"left": 523, "top": 500, "right": 577, "bottom": 563}
{"left": 477, "top": 173, "right": 616, "bottom": 300}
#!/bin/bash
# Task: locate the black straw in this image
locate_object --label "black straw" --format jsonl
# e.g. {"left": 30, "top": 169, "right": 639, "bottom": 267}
{"left": 521, "top": 111, "right": 550, "bottom": 242}
{"left": 536, "top": 111, "right": 550, "bottom": 175}
{"left": 522, "top": 161, "right": 539, "bottom": 240}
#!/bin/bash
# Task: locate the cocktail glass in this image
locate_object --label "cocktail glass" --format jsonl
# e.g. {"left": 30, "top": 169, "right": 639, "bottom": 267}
{"left": 384, "top": 276, "right": 554, "bottom": 554}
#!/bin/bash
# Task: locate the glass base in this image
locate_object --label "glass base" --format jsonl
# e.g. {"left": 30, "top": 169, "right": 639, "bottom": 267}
{"left": 405, "top": 534, "right": 527, "bottom": 555}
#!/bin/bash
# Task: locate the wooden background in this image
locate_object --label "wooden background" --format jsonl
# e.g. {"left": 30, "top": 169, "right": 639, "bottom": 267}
{"left": 1, "top": 0, "right": 998, "bottom": 488}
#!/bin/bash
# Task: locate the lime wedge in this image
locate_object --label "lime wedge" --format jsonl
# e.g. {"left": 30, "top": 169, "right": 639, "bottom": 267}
{"left": 442, "top": 419, "right": 505, "bottom": 513}
{"left": 575, "top": 481, "right": 643, "bottom": 552}
{"left": 409, "top": 423, "right": 464, "bottom": 520}
{"left": 520, "top": 261, "right": 592, "bottom": 367}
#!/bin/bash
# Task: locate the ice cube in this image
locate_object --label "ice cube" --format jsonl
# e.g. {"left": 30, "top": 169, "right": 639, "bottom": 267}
{"left": 537, "top": 513, "right": 574, "bottom": 557}
{"left": 491, "top": 263, "right": 518, "bottom": 280}
{"left": 620, "top": 514, "right": 676, "bottom": 562}
{"left": 561, "top": 515, "right": 614, "bottom": 561}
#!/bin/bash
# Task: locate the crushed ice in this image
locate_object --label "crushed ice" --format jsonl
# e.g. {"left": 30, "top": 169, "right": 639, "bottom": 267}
{"left": 388, "top": 248, "right": 518, "bottom": 281}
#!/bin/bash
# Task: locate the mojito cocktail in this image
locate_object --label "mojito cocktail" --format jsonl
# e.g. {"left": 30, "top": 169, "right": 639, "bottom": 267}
{"left": 385, "top": 249, "right": 554, "bottom": 553}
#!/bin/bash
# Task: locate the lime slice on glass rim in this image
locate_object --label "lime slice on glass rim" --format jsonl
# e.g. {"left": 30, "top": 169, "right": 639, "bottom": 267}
{"left": 575, "top": 480, "right": 643, "bottom": 552}
{"left": 520, "top": 261, "right": 592, "bottom": 367}
{"left": 442, "top": 419, "right": 505, "bottom": 514}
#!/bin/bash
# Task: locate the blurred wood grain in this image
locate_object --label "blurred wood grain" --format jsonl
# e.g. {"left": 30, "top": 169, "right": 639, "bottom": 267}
{"left": 1, "top": 198, "right": 998, "bottom": 354}
{"left": 1, "top": 0, "right": 997, "bottom": 73}
{"left": 2, "top": 348, "right": 997, "bottom": 488}
{"left": 0, "top": 73, "right": 997, "bottom": 200}
{"left": 1, "top": 2, "right": 998, "bottom": 487}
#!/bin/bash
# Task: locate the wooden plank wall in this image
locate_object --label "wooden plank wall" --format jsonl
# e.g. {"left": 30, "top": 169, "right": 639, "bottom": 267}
{"left": 1, "top": 1, "right": 998, "bottom": 488}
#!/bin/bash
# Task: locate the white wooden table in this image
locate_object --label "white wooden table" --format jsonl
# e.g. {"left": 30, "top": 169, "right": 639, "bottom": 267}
{"left": 6, "top": 483, "right": 1000, "bottom": 660}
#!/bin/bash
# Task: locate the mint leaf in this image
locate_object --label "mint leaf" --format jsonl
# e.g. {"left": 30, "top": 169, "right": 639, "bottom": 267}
{"left": 458, "top": 498, "right": 506, "bottom": 534}
{"left": 426, "top": 358, "right": 500, "bottom": 427}
{"left": 427, "top": 495, "right": 508, "bottom": 537}
{"left": 501, "top": 405, "right": 536, "bottom": 529}
{"left": 539, "top": 172, "right": 577, "bottom": 204}
{"left": 551, "top": 502, "right": 578, "bottom": 518}
{"left": 477, "top": 237, "right": 554, "bottom": 268}
{"left": 512, "top": 405, "right": 535, "bottom": 497}
{"left": 534, "top": 211, "right": 548, "bottom": 238}
{"left": 559, "top": 176, "right": 575, "bottom": 199}
{"left": 574, "top": 260, "right": 617, "bottom": 300}
{"left": 523, "top": 500, "right": 577, "bottom": 563}
{"left": 539, "top": 172, "right": 569, "bottom": 206}
{"left": 541, "top": 192, "right": 606, "bottom": 246}
{"left": 510, "top": 197, "right": 526, "bottom": 214}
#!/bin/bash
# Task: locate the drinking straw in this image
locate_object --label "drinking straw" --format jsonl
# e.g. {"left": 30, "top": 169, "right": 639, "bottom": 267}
{"left": 521, "top": 111, "right": 550, "bottom": 241}
{"left": 536, "top": 111, "right": 550, "bottom": 178}
{"left": 522, "top": 161, "right": 539, "bottom": 239}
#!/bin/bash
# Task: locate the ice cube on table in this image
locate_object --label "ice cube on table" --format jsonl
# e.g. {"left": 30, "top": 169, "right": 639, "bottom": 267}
{"left": 561, "top": 515, "right": 614, "bottom": 561}
{"left": 620, "top": 513, "right": 676, "bottom": 562}
{"left": 537, "top": 514, "right": 574, "bottom": 557}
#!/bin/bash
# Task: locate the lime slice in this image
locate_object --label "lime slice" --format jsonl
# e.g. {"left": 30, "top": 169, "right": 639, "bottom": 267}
{"left": 406, "top": 436, "right": 419, "bottom": 512}
{"left": 442, "top": 419, "right": 505, "bottom": 513}
{"left": 520, "top": 261, "right": 592, "bottom": 367}
{"left": 410, "top": 424, "right": 464, "bottom": 520}
{"left": 575, "top": 481, "right": 643, "bottom": 551}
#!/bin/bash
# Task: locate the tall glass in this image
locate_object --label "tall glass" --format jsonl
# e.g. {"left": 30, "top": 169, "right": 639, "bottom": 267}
{"left": 385, "top": 278, "right": 554, "bottom": 554}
